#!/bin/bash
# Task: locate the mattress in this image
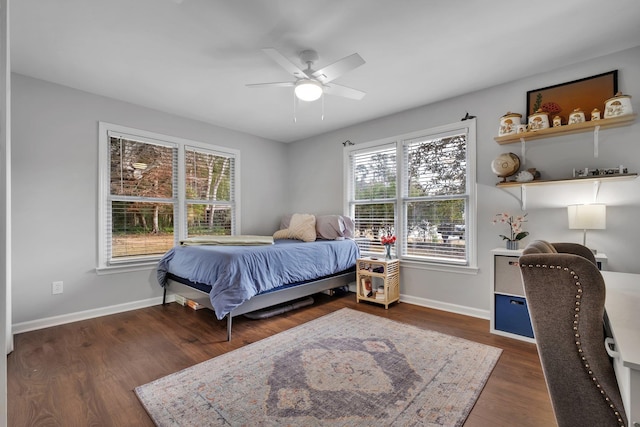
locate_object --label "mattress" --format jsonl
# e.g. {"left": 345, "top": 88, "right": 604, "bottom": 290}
{"left": 157, "top": 238, "right": 359, "bottom": 319}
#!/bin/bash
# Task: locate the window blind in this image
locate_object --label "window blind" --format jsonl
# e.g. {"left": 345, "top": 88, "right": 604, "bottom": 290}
{"left": 348, "top": 143, "right": 397, "bottom": 255}
{"left": 107, "top": 135, "right": 177, "bottom": 261}
{"left": 402, "top": 131, "right": 468, "bottom": 263}
{"left": 184, "top": 146, "right": 236, "bottom": 237}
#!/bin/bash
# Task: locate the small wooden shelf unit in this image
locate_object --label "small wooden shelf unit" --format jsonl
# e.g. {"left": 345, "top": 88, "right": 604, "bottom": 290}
{"left": 356, "top": 257, "right": 400, "bottom": 309}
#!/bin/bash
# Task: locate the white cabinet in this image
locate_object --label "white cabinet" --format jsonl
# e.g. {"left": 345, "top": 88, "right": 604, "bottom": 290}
{"left": 490, "top": 248, "right": 607, "bottom": 343}
{"left": 490, "top": 249, "right": 535, "bottom": 343}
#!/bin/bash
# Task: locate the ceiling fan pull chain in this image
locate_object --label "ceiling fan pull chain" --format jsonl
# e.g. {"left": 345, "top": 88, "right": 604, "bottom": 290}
{"left": 293, "top": 91, "right": 297, "bottom": 123}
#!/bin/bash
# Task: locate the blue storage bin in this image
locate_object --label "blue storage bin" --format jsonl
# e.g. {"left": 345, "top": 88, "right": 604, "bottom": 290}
{"left": 495, "top": 294, "right": 535, "bottom": 338}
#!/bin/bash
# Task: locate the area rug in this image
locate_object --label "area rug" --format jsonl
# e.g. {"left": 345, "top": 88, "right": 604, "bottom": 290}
{"left": 135, "top": 308, "right": 501, "bottom": 426}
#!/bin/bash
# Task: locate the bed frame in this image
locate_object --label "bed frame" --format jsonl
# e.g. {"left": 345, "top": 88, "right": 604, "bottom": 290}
{"left": 162, "top": 270, "right": 355, "bottom": 341}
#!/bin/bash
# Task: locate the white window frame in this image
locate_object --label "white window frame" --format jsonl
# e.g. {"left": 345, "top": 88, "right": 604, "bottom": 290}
{"left": 97, "top": 122, "right": 241, "bottom": 274}
{"left": 344, "top": 119, "right": 477, "bottom": 273}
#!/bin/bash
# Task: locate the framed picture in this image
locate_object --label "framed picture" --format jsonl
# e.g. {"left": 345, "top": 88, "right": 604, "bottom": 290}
{"left": 526, "top": 70, "right": 618, "bottom": 122}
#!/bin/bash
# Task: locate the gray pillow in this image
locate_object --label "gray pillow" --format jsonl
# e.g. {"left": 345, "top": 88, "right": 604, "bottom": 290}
{"left": 279, "top": 214, "right": 355, "bottom": 240}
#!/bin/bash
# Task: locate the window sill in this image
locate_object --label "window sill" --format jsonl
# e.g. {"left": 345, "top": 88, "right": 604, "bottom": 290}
{"left": 400, "top": 259, "right": 479, "bottom": 275}
{"left": 95, "top": 261, "right": 158, "bottom": 275}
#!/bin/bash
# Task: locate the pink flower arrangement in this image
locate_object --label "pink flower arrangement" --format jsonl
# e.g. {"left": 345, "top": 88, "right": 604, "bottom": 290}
{"left": 492, "top": 212, "right": 529, "bottom": 241}
{"left": 381, "top": 234, "right": 396, "bottom": 245}
{"left": 380, "top": 230, "right": 396, "bottom": 259}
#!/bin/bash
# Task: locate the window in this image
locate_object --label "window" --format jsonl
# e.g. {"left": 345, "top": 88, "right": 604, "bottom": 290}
{"left": 345, "top": 120, "right": 476, "bottom": 268}
{"left": 98, "top": 123, "right": 239, "bottom": 272}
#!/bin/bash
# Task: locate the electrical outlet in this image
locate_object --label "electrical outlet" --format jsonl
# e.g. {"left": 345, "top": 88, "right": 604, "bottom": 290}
{"left": 52, "top": 281, "right": 63, "bottom": 295}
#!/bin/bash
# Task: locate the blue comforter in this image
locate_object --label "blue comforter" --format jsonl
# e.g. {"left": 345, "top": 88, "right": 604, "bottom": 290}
{"left": 157, "top": 239, "right": 359, "bottom": 319}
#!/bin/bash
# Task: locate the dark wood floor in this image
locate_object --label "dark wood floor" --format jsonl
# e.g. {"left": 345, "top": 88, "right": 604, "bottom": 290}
{"left": 7, "top": 292, "right": 556, "bottom": 426}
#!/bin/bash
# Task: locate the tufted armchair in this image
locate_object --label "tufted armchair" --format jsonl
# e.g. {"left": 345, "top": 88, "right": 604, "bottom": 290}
{"left": 519, "top": 240, "right": 627, "bottom": 427}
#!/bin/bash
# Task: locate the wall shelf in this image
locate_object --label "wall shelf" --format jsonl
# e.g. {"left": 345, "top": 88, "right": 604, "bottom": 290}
{"left": 494, "top": 114, "right": 636, "bottom": 145}
{"left": 496, "top": 173, "right": 638, "bottom": 210}
{"left": 496, "top": 173, "right": 638, "bottom": 189}
{"left": 493, "top": 110, "right": 637, "bottom": 209}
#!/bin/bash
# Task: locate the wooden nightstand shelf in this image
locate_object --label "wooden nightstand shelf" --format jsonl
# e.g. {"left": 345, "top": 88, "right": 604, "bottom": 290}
{"left": 356, "top": 257, "right": 400, "bottom": 309}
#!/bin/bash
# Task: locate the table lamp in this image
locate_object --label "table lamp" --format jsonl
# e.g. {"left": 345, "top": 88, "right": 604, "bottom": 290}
{"left": 567, "top": 204, "right": 606, "bottom": 250}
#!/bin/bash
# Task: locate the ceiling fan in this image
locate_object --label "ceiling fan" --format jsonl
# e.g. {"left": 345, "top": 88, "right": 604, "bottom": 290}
{"left": 247, "top": 48, "right": 366, "bottom": 102}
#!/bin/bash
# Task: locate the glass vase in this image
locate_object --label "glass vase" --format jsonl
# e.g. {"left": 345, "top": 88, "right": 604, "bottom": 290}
{"left": 506, "top": 240, "right": 519, "bottom": 250}
{"left": 385, "top": 244, "right": 392, "bottom": 260}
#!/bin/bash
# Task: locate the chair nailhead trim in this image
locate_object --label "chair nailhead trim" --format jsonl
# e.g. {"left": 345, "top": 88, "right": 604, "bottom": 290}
{"left": 521, "top": 262, "right": 626, "bottom": 427}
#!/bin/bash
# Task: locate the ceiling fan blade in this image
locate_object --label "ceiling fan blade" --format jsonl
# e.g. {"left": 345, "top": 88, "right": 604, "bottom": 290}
{"left": 246, "top": 82, "right": 295, "bottom": 88}
{"left": 262, "top": 48, "right": 307, "bottom": 78}
{"left": 323, "top": 83, "right": 366, "bottom": 100}
{"left": 311, "top": 53, "right": 365, "bottom": 83}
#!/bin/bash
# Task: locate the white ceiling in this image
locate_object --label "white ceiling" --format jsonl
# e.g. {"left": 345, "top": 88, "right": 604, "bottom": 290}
{"left": 10, "top": 0, "right": 640, "bottom": 143}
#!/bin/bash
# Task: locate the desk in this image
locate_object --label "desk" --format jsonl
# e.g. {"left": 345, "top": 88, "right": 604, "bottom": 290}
{"left": 602, "top": 271, "right": 640, "bottom": 427}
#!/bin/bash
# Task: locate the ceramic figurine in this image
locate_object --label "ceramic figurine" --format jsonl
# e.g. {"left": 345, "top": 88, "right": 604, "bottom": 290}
{"left": 591, "top": 108, "right": 601, "bottom": 121}
{"left": 515, "top": 170, "right": 534, "bottom": 182}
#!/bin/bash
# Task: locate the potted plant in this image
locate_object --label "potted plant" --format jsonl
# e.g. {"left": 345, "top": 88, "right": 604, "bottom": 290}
{"left": 493, "top": 213, "right": 529, "bottom": 250}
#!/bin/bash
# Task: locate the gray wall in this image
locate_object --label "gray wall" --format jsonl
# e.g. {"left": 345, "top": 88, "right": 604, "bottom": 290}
{"left": 11, "top": 74, "right": 290, "bottom": 325}
{"left": 10, "top": 47, "right": 640, "bottom": 327}
{"left": 287, "top": 46, "right": 640, "bottom": 315}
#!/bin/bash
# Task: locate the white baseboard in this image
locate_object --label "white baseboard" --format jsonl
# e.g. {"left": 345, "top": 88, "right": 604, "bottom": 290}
{"left": 348, "top": 283, "right": 489, "bottom": 320}
{"left": 12, "top": 292, "right": 489, "bottom": 335}
{"left": 399, "top": 293, "right": 489, "bottom": 320}
{"left": 12, "top": 295, "right": 174, "bottom": 335}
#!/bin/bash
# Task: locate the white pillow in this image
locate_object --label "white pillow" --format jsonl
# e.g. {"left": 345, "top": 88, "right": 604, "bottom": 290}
{"left": 273, "top": 213, "right": 317, "bottom": 242}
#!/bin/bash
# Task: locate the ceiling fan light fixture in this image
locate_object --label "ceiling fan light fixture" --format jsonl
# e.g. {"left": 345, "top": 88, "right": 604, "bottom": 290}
{"left": 294, "top": 79, "right": 323, "bottom": 102}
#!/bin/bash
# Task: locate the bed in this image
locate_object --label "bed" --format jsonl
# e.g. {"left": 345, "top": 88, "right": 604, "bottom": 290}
{"left": 157, "top": 236, "right": 360, "bottom": 340}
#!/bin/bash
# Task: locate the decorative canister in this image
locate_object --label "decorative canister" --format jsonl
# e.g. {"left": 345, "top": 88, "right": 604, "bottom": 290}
{"left": 553, "top": 116, "right": 562, "bottom": 127}
{"left": 528, "top": 109, "right": 549, "bottom": 131}
{"left": 604, "top": 92, "right": 633, "bottom": 118}
{"left": 568, "top": 108, "right": 585, "bottom": 125}
{"left": 499, "top": 112, "right": 522, "bottom": 136}
{"left": 591, "top": 108, "right": 601, "bottom": 121}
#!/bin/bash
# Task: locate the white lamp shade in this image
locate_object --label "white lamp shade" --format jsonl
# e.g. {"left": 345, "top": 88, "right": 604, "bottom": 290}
{"left": 567, "top": 204, "right": 606, "bottom": 230}
{"left": 294, "top": 79, "right": 323, "bottom": 101}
